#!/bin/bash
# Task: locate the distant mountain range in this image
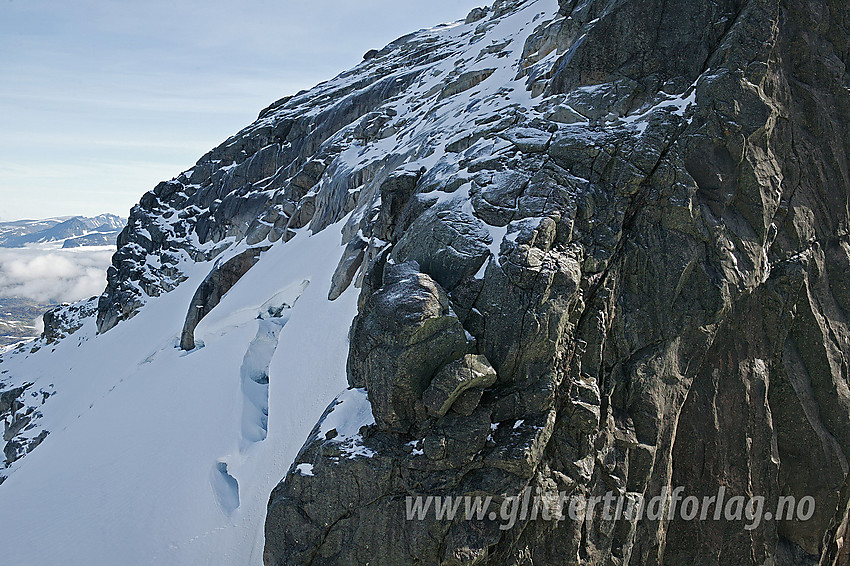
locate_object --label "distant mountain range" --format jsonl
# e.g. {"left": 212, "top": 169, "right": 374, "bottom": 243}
{"left": 0, "top": 214, "right": 123, "bottom": 347}
{"left": 0, "top": 214, "right": 125, "bottom": 248}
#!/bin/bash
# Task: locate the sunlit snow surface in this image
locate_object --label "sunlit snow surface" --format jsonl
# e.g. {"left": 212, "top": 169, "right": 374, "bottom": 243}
{"left": 0, "top": 224, "right": 358, "bottom": 564}
{"left": 317, "top": 387, "right": 377, "bottom": 459}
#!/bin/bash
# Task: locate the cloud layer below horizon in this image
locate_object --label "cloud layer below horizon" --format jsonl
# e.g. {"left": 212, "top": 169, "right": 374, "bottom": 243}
{"left": 0, "top": 247, "right": 113, "bottom": 304}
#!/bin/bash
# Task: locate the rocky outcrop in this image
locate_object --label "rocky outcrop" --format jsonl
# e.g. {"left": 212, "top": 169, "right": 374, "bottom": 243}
{"left": 423, "top": 354, "right": 497, "bottom": 418}
{"left": 179, "top": 246, "right": 268, "bottom": 351}
{"left": 42, "top": 297, "right": 99, "bottom": 344}
{"left": 347, "top": 262, "right": 470, "bottom": 433}
{"left": 264, "top": 0, "right": 850, "bottom": 565}
{"left": 0, "top": 379, "right": 52, "bottom": 483}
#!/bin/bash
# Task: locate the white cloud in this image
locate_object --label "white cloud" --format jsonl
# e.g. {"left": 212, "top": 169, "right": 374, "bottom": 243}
{"left": 0, "top": 247, "right": 113, "bottom": 304}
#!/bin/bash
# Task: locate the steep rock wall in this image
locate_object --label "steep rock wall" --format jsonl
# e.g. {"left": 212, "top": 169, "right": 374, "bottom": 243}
{"left": 264, "top": 0, "right": 850, "bottom": 565}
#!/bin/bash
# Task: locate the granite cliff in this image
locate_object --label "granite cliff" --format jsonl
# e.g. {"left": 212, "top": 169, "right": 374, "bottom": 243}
{"left": 260, "top": 0, "right": 850, "bottom": 564}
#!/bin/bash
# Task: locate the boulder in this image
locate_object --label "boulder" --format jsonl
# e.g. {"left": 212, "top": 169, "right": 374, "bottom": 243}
{"left": 422, "top": 354, "right": 497, "bottom": 417}
{"left": 391, "top": 203, "right": 492, "bottom": 290}
{"left": 180, "top": 246, "right": 268, "bottom": 350}
{"left": 347, "top": 262, "right": 469, "bottom": 432}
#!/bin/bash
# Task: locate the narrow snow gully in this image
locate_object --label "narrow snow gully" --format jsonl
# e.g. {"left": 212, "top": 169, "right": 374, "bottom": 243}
{"left": 239, "top": 317, "right": 284, "bottom": 446}
{"left": 239, "top": 279, "right": 310, "bottom": 450}
{"left": 211, "top": 279, "right": 310, "bottom": 514}
{"left": 211, "top": 461, "right": 240, "bottom": 515}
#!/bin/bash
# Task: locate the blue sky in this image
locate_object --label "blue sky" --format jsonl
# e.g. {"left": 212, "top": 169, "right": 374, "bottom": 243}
{"left": 0, "top": 0, "right": 484, "bottom": 221}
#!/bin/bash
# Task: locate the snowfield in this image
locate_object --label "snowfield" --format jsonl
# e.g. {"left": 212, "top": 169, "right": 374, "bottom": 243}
{"left": 0, "top": 223, "right": 358, "bottom": 564}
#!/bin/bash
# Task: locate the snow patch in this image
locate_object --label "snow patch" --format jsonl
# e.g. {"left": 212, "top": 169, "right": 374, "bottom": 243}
{"left": 295, "top": 463, "right": 314, "bottom": 476}
{"left": 318, "top": 387, "right": 377, "bottom": 459}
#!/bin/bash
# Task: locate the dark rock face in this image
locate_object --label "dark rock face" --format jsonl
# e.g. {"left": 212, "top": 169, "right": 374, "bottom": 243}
{"left": 0, "top": 380, "right": 52, "bottom": 482}
{"left": 391, "top": 203, "right": 492, "bottom": 290}
{"left": 179, "top": 246, "right": 268, "bottom": 351}
{"left": 42, "top": 297, "right": 99, "bottom": 344}
{"left": 264, "top": 0, "right": 850, "bottom": 565}
{"left": 347, "top": 262, "right": 470, "bottom": 433}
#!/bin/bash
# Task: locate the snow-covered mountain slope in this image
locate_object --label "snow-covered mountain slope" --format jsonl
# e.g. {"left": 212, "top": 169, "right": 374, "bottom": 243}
{"left": 93, "top": 0, "right": 572, "bottom": 332}
{"left": 1, "top": 0, "right": 850, "bottom": 564}
{"left": 0, "top": 225, "right": 358, "bottom": 564}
